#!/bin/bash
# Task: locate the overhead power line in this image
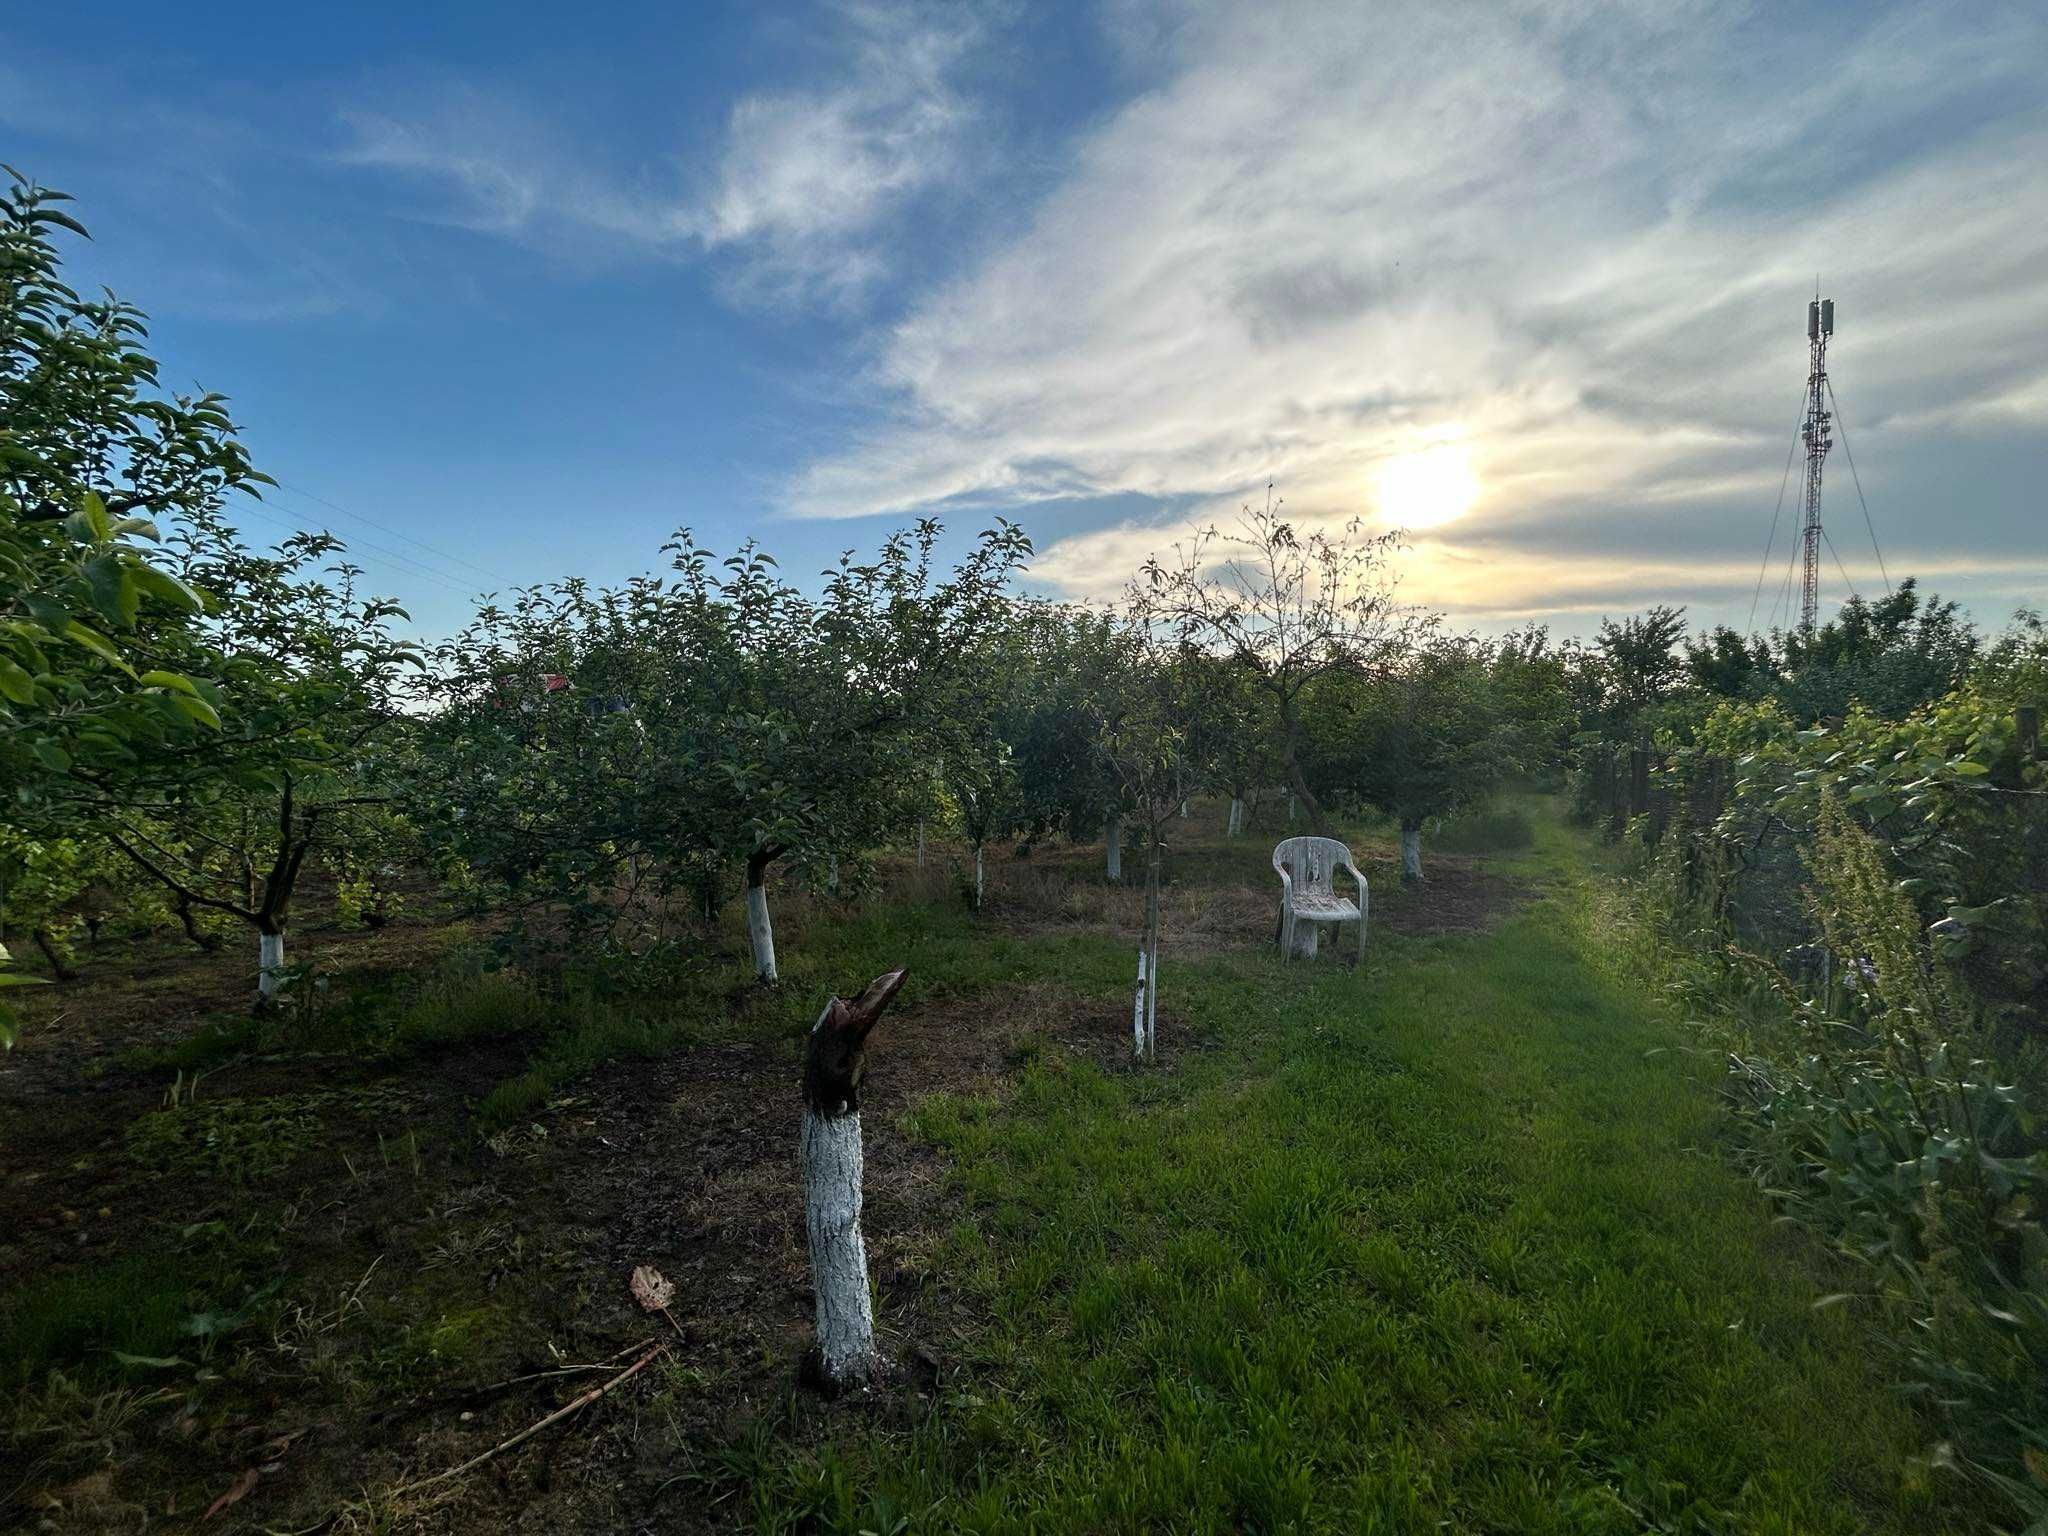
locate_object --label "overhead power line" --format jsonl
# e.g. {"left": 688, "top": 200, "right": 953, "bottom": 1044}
{"left": 231, "top": 499, "right": 481, "bottom": 599}
{"left": 268, "top": 479, "right": 514, "bottom": 589}
{"left": 1823, "top": 377, "right": 1892, "bottom": 597}
{"left": 1747, "top": 396, "right": 1808, "bottom": 637}
{"left": 1819, "top": 526, "right": 1859, "bottom": 605}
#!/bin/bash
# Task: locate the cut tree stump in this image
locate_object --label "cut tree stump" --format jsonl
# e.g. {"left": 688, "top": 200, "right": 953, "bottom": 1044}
{"left": 800, "top": 966, "right": 908, "bottom": 1392}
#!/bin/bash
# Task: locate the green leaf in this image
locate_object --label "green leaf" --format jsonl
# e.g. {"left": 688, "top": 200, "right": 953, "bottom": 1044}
{"left": 0, "top": 973, "right": 52, "bottom": 988}
{"left": 130, "top": 564, "right": 205, "bottom": 614}
{"left": 60, "top": 620, "right": 135, "bottom": 677}
{"left": 80, "top": 489, "right": 112, "bottom": 543}
{"left": 32, "top": 738, "right": 72, "bottom": 772}
{"left": 30, "top": 205, "right": 91, "bottom": 238}
{"left": 1947, "top": 760, "right": 1990, "bottom": 777}
{"left": 0, "top": 657, "right": 34, "bottom": 705}
{"left": 169, "top": 692, "right": 223, "bottom": 729}
{"left": 86, "top": 554, "right": 140, "bottom": 628}
{"left": 138, "top": 669, "right": 199, "bottom": 696}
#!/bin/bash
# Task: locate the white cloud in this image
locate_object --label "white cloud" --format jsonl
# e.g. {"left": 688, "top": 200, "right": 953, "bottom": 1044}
{"left": 337, "top": 1, "right": 993, "bottom": 305}
{"left": 693, "top": 2, "right": 986, "bottom": 303}
{"left": 784, "top": 0, "right": 2048, "bottom": 624}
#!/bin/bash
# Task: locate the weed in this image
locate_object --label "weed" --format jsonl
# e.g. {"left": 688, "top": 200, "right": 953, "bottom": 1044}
{"left": 386, "top": 957, "right": 549, "bottom": 1054}
{"left": 126, "top": 1085, "right": 408, "bottom": 1183}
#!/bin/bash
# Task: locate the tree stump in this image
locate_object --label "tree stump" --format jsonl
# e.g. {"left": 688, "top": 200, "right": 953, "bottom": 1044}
{"left": 800, "top": 967, "right": 907, "bottom": 1391}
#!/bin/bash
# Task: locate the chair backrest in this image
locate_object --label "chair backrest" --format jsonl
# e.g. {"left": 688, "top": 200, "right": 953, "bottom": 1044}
{"left": 1272, "top": 835, "right": 1356, "bottom": 896}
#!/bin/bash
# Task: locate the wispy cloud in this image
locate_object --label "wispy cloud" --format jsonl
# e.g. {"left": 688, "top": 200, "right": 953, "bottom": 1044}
{"left": 336, "top": 0, "right": 996, "bottom": 306}
{"left": 782, "top": 0, "right": 2048, "bottom": 623}
{"left": 693, "top": 1, "right": 989, "bottom": 304}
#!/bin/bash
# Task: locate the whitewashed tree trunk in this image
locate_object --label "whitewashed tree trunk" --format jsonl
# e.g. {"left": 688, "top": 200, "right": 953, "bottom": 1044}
{"left": 747, "top": 881, "right": 777, "bottom": 981}
{"left": 1288, "top": 792, "right": 1297, "bottom": 824}
{"left": 916, "top": 821, "right": 926, "bottom": 868}
{"left": 1179, "top": 799, "right": 1188, "bottom": 819}
{"left": 973, "top": 844, "right": 985, "bottom": 909}
{"left": 1131, "top": 948, "right": 1148, "bottom": 1057}
{"left": 802, "top": 1107, "right": 873, "bottom": 1385}
{"left": 1105, "top": 812, "right": 1122, "bottom": 881}
{"left": 1140, "top": 830, "right": 1162, "bottom": 1060}
{"left": 800, "top": 968, "right": 906, "bottom": 1392}
{"left": 1227, "top": 796, "right": 1244, "bottom": 836}
{"left": 1144, "top": 928, "right": 1159, "bottom": 1061}
{"left": 258, "top": 930, "right": 285, "bottom": 1001}
{"left": 1400, "top": 824, "right": 1424, "bottom": 883}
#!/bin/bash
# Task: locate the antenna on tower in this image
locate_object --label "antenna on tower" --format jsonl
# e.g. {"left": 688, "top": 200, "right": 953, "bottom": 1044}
{"left": 1798, "top": 290, "right": 1835, "bottom": 631}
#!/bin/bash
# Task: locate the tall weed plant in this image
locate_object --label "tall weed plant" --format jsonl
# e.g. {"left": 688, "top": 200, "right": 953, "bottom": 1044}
{"left": 1633, "top": 796, "right": 2048, "bottom": 1524}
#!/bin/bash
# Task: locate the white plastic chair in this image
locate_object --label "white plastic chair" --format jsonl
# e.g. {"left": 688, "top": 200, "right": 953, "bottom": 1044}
{"left": 1272, "top": 835, "right": 1368, "bottom": 964}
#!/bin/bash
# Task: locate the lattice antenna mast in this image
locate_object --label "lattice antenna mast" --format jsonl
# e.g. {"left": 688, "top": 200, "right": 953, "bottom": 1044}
{"left": 1799, "top": 293, "right": 1835, "bottom": 632}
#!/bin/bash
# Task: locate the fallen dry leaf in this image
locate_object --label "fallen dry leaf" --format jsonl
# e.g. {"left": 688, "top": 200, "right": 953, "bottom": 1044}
{"left": 629, "top": 1264, "right": 675, "bottom": 1313}
{"left": 204, "top": 1468, "right": 258, "bottom": 1520}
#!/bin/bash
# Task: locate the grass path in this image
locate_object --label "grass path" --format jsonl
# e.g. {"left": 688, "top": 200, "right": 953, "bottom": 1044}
{"left": 732, "top": 809, "right": 1958, "bottom": 1533}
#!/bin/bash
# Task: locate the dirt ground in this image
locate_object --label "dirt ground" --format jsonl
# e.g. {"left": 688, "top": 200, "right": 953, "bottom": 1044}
{"left": 2, "top": 827, "right": 1530, "bottom": 1533}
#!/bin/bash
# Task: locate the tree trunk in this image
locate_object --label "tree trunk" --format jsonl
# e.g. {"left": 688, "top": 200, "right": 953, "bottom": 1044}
{"left": 32, "top": 927, "right": 77, "bottom": 982}
{"left": 1142, "top": 831, "right": 1161, "bottom": 1060}
{"left": 1276, "top": 694, "right": 1329, "bottom": 832}
{"left": 363, "top": 867, "right": 390, "bottom": 929}
{"left": 801, "top": 968, "right": 907, "bottom": 1391}
{"left": 1105, "top": 812, "right": 1122, "bottom": 881}
{"left": 257, "top": 925, "right": 286, "bottom": 1003}
{"left": 1400, "top": 822, "right": 1424, "bottom": 883}
{"left": 1227, "top": 795, "right": 1244, "bottom": 837}
{"left": 802, "top": 1109, "right": 871, "bottom": 1385}
{"left": 916, "top": 820, "right": 925, "bottom": 869}
{"left": 973, "top": 843, "right": 985, "bottom": 910}
{"left": 1131, "top": 946, "right": 1148, "bottom": 1058}
{"left": 746, "top": 850, "right": 778, "bottom": 982}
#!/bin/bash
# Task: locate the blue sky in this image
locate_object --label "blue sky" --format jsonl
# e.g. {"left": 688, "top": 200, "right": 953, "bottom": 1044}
{"left": 7, "top": 0, "right": 2046, "bottom": 642}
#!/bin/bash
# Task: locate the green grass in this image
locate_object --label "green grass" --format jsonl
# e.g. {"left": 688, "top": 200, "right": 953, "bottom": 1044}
{"left": 1431, "top": 800, "right": 1537, "bottom": 853}
{"left": 0, "top": 1255, "right": 203, "bottom": 1387}
{"left": 711, "top": 808, "right": 1967, "bottom": 1533}
{"left": 473, "top": 895, "right": 1138, "bottom": 1131}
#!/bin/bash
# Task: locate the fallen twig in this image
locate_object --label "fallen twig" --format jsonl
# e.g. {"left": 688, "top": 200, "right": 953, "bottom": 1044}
{"left": 391, "top": 1340, "right": 668, "bottom": 1495}
{"left": 368, "top": 1351, "right": 655, "bottom": 1427}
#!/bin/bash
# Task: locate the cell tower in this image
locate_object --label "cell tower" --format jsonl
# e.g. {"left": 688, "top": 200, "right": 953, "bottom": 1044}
{"left": 1798, "top": 293, "right": 1835, "bottom": 632}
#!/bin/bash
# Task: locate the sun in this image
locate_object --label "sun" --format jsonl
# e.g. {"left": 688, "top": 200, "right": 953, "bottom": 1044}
{"left": 1376, "top": 442, "right": 1480, "bottom": 530}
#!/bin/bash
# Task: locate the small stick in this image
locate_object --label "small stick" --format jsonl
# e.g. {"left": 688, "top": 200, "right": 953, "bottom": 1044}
{"left": 393, "top": 1341, "right": 668, "bottom": 1495}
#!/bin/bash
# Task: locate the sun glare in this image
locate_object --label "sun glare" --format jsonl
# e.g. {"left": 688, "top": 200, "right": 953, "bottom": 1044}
{"left": 1376, "top": 442, "right": 1480, "bottom": 530}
